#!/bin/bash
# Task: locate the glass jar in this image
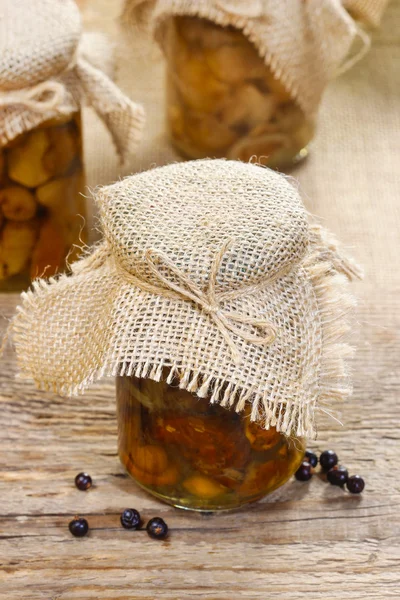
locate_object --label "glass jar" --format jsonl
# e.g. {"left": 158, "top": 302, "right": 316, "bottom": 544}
{"left": 117, "top": 375, "right": 305, "bottom": 511}
{"left": 165, "top": 16, "right": 315, "bottom": 169}
{"left": 0, "top": 112, "right": 86, "bottom": 291}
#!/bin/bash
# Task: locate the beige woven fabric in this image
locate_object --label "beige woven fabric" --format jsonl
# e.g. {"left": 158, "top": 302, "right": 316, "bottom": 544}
{"left": 122, "top": 0, "right": 388, "bottom": 117}
{"left": 70, "top": 0, "right": 398, "bottom": 441}
{"left": 10, "top": 159, "right": 359, "bottom": 438}
{"left": 0, "top": 0, "right": 145, "bottom": 160}
{"left": 79, "top": 32, "right": 116, "bottom": 79}
{"left": 343, "top": 0, "right": 390, "bottom": 26}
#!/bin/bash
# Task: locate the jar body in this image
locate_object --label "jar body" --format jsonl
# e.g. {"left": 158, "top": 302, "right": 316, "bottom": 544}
{"left": 165, "top": 16, "right": 315, "bottom": 169}
{"left": 0, "top": 111, "right": 86, "bottom": 291}
{"left": 117, "top": 376, "right": 305, "bottom": 511}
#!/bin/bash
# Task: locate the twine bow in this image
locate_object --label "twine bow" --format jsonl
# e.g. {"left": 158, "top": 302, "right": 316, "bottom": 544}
{"left": 0, "top": 51, "right": 145, "bottom": 162}
{"left": 0, "top": 80, "right": 67, "bottom": 114}
{"left": 114, "top": 239, "right": 278, "bottom": 365}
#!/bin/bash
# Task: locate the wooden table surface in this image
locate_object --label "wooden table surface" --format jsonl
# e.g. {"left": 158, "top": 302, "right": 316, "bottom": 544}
{"left": 1, "top": 290, "right": 399, "bottom": 600}
{"left": 1, "top": 1, "right": 400, "bottom": 598}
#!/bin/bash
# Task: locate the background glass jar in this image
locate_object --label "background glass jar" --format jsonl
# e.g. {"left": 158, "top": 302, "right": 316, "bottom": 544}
{"left": 0, "top": 112, "right": 86, "bottom": 291}
{"left": 165, "top": 16, "right": 315, "bottom": 169}
{"left": 117, "top": 375, "right": 305, "bottom": 511}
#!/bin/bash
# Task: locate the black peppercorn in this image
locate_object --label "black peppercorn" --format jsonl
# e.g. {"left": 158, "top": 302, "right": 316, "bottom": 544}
{"left": 74, "top": 472, "right": 92, "bottom": 491}
{"left": 146, "top": 517, "right": 168, "bottom": 539}
{"left": 69, "top": 517, "right": 89, "bottom": 537}
{"left": 327, "top": 465, "right": 349, "bottom": 486}
{"left": 295, "top": 461, "right": 313, "bottom": 481}
{"left": 120, "top": 508, "right": 141, "bottom": 530}
{"left": 305, "top": 450, "right": 318, "bottom": 468}
{"left": 319, "top": 450, "right": 338, "bottom": 471}
{"left": 346, "top": 475, "right": 365, "bottom": 494}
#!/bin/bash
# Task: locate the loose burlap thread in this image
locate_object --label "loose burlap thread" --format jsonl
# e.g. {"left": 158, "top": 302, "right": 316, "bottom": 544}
{"left": 9, "top": 160, "right": 360, "bottom": 438}
{"left": 0, "top": 0, "right": 145, "bottom": 159}
{"left": 122, "top": 0, "right": 389, "bottom": 117}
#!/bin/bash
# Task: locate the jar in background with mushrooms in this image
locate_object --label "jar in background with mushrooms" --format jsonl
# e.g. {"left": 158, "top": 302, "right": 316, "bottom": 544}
{"left": 165, "top": 16, "right": 315, "bottom": 169}
{"left": 0, "top": 113, "right": 86, "bottom": 290}
{"left": 0, "top": 0, "right": 145, "bottom": 292}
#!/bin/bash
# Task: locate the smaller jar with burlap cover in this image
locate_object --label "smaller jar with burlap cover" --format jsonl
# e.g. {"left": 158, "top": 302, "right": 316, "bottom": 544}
{"left": 0, "top": 0, "right": 145, "bottom": 291}
{"left": 123, "top": 0, "right": 388, "bottom": 169}
{"left": 8, "top": 159, "right": 361, "bottom": 511}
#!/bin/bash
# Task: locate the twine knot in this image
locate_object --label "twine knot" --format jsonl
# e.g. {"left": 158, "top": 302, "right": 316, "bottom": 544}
{"left": 0, "top": 80, "right": 67, "bottom": 114}
{"left": 0, "top": 53, "right": 145, "bottom": 163}
{"left": 202, "top": 302, "right": 220, "bottom": 315}
{"left": 139, "top": 239, "right": 277, "bottom": 365}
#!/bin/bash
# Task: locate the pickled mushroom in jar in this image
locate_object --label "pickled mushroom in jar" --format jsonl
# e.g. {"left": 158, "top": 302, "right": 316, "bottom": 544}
{"left": 165, "top": 16, "right": 315, "bottom": 167}
{"left": 182, "top": 110, "right": 238, "bottom": 154}
{"left": 130, "top": 444, "right": 169, "bottom": 475}
{"left": 0, "top": 151, "right": 5, "bottom": 185}
{"left": 7, "top": 129, "right": 52, "bottom": 188}
{"left": 0, "top": 112, "right": 86, "bottom": 290}
{"left": 43, "top": 121, "right": 80, "bottom": 177}
{"left": 0, "top": 186, "right": 37, "bottom": 221}
{"left": 36, "top": 171, "right": 83, "bottom": 210}
{"left": 30, "top": 218, "right": 66, "bottom": 279}
{"left": 183, "top": 473, "right": 229, "bottom": 499}
{"left": 205, "top": 42, "right": 267, "bottom": 85}
{"left": 220, "top": 85, "right": 276, "bottom": 132}
{"left": 0, "top": 220, "right": 39, "bottom": 280}
{"left": 238, "top": 460, "right": 282, "bottom": 496}
{"left": 244, "top": 419, "right": 282, "bottom": 452}
{"left": 117, "top": 376, "right": 306, "bottom": 510}
{"left": 169, "top": 45, "right": 230, "bottom": 114}
{"left": 129, "top": 460, "right": 179, "bottom": 487}
{"left": 151, "top": 412, "right": 251, "bottom": 475}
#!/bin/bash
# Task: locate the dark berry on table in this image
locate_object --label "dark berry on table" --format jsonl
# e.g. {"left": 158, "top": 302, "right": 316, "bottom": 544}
{"left": 295, "top": 461, "right": 313, "bottom": 481}
{"left": 74, "top": 472, "right": 92, "bottom": 491}
{"left": 120, "top": 508, "right": 141, "bottom": 530}
{"left": 146, "top": 517, "right": 168, "bottom": 539}
{"left": 346, "top": 475, "right": 365, "bottom": 494}
{"left": 319, "top": 450, "right": 338, "bottom": 471}
{"left": 69, "top": 517, "right": 89, "bottom": 537}
{"left": 327, "top": 465, "right": 349, "bottom": 486}
{"left": 305, "top": 450, "right": 318, "bottom": 468}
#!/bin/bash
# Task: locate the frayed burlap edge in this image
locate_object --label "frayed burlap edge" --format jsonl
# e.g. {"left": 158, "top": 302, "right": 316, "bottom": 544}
{"left": 9, "top": 225, "right": 360, "bottom": 439}
{"left": 122, "top": 1, "right": 316, "bottom": 115}
{"left": 122, "top": 0, "right": 370, "bottom": 117}
{"left": 304, "top": 226, "right": 361, "bottom": 433}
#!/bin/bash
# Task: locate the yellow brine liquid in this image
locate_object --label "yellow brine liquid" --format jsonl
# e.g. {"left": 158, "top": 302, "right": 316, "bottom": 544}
{"left": 0, "top": 112, "right": 86, "bottom": 290}
{"left": 117, "top": 375, "right": 305, "bottom": 511}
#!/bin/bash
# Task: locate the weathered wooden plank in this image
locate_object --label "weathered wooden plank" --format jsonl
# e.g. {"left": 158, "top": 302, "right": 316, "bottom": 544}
{"left": 1, "top": 539, "right": 399, "bottom": 599}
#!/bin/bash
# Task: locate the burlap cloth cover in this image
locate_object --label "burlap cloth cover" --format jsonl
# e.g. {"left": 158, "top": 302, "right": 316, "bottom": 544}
{"left": 122, "top": 0, "right": 389, "bottom": 117}
{"left": 10, "top": 159, "right": 360, "bottom": 438}
{"left": 0, "top": 0, "right": 145, "bottom": 160}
